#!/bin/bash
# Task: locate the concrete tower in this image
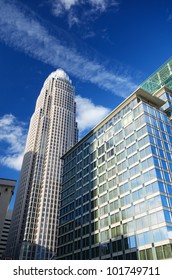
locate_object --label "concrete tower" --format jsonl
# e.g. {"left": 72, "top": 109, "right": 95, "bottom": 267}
{"left": 6, "top": 69, "right": 78, "bottom": 259}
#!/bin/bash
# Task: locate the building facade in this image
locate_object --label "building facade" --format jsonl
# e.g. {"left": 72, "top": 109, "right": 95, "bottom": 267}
{"left": 0, "top": 178, "right": 15, "bottom": 244}
{"left": 6, "top": 69, "right": 78, "bottom": 260}
{"left": 0, "top": 210, "right": 13, "bottom": 259}
{"left": 57, "top": 58, "right": 172, "bottom": 260}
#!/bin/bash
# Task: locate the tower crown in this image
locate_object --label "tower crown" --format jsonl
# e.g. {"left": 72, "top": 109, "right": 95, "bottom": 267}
{"left": 49, "top": 69, "right": 71, "bottom": 84}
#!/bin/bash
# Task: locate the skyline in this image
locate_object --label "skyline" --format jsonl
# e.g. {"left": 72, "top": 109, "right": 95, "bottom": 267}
{"left": 0, "top": 0, "right": 172, "bottom": 206}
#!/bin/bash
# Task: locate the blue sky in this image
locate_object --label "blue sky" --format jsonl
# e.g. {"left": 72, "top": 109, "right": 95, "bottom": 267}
{"left": 0, "top": 0, "right": 172, "bottom": 208}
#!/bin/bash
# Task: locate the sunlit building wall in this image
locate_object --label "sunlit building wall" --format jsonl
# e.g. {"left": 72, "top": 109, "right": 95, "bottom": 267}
{"left": 57, "top": 59, "right": 172, "bottom": 260}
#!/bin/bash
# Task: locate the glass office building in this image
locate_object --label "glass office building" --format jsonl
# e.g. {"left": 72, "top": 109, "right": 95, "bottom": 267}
{"left": 57, "top": 58, "right": 172, "bottom": 260}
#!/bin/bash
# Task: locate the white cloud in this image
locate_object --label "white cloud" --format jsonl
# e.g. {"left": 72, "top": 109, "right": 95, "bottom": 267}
{"left": 0, "top": 100, "right": 109, "bottom": 170}
{"left": 76, "top": 95, "right": 110, "bottom": 136}
{"left": 0, "top": 0, "right": 137, "bottom": 98}
{"left": 0, "top": 154, "right": 24, "bottom": 171}
{"left": 0, "top": 114, "right": 27, "bottom": 170}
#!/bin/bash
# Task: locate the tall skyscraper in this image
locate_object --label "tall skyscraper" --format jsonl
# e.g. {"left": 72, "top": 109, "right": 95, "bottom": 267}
{"left": 6, "top": 69, "right": 78, "bottom": 260}
{"left": 57, "top": 58, "right": 172, "bottom": 260}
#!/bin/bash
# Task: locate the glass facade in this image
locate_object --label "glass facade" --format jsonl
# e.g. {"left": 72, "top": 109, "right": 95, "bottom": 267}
{"left": 57, "top": 84, "right": 172, "bottom": 260}
{"left": 140, "top": 57, "right": 172, "bottom": 94}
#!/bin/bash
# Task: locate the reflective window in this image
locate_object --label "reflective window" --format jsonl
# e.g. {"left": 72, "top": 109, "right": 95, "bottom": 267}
{"left": 122, "top": 206, "right": 133, "bottom": 219}
{"left": 148, "top": 195, "right": 161, "bottom": 210}
{"left": 161, "top": 195, "right": 168, "bottom": 207}
{"left": 153, "top": 227, "right": 167, "bottom": 242}
{"left": 121, "top": 194, "right": 131, "bottom": 207}
{"left": 143, "top": 168, "right": 156, "bottom": 182}
{"left": 138, "top": 135, "right": 150, "bottom": 148}
{"left": 123, "top": 112, "right": 133, "bottom": 126}
{"left": 109, "top": 188, "right": 118, "bottom": 200}
{"left": 117, "top": 160, "right": 127, "bottom": 172}
{"left": 107, "top": 149, "right": 114, "bottom": 159}
{"left": 100, "top": 230, "right": 109, "bottom": 242}
{"left": 127, "top": 143, "right": 137, "bottom": 156}
{"left": 159, "top": 149, "right": 165, "bottom": 159}
{"left": 110, "top": 200, "right": 119, "bottom": 212}
{"left": 137, "top": 231, "right": 150, "bottom": 246}
{"left": 163, "top": 171, "right": 171, "bottom": 182}
{"left": 118, "top": 170, "right": 128, "bottom": 183}
{"left": 128, "top": 236, "right": 136, "bottom": 248}
{"left": 108, "top": 178, "right": 117, "bottom": 189}
{"left": 99, "top": 193, "right": 108, "bottom": 205}
{"left": 135, "top": 115, "right": 146, "bottom": 128}
{"left": 132, "top": 188, "right": 144, "bottom": 201}
{"left": 167, "top": 152, "right": 172, "bottom": 161}
{"left": 106, "top": 139, "right": 114, "bottom": 150}
{"left": 111, "top": 226, "right": 121, "bottom": 238}
{"left": 99, "top": 183, "right": 108, "bottom": 194}
{"left": 126, "top": 133, "right": 135, "bottom": 146}
{"left": 114, "top": 121, "right": 122, "bottom": 134}
{"left": 140, "top": 145, "right": 151, "bottom": 159}
{"left": 142, "top": 157, "right": 153, "bottom": 170}
{"left": 137, "top": 125, "right": 147, "bottom": 138}
{"left": 130, "top": 175, "right": 142, "bottom": 189}
{"left": 155, "top": 246, "right": 164, "bottom": 259}
{"left": 116, "top": 141, "right": 124, "bottom": 153}
{"left": 100, "top": 217, "right": 109, "bottom": 228}
{"left": 136, "top": 216, "right": 148, "bottom": 230}
{"left": 119, "top": 182, "right": 130, "bottom": 195}
{"left": 145, "top": 181, "right": 162, "bottom": 195}
{"left": 149, "top": 210, "right": 164, "bottom": 225}
{"left": 117, "top": 150, "right": 126, "bottom": 162}
{"left": 110, "top": 212, "right": 120, "bottom": 224}
{"left": 134, "top": 201, "right": 147, "bottom": 215}
{"left": 98, "top": 145, "right": 105, "bottom": 156}
{"left": 164, "top": 210, "right": 172, "bottom": 223}
{"left": 125, "top": 122, "right": 135, "bottom": 136}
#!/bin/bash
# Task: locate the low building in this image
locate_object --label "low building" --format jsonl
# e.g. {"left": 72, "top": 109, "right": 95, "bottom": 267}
{"left": 0, "top": 210, "right": 13, "bottom": 259}
{"left": 0, "top": 178, "right": 16, "bottom": 244}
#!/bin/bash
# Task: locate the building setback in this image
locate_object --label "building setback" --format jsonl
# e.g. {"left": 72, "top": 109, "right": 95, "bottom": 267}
{"left": 57, "top": 58, "right": 172, "bottom": 260}
{"left": 6, "top": 69, "right": 78, "bottom": 260}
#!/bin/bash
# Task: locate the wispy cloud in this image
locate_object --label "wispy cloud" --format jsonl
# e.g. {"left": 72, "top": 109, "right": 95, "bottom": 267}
{"left": 0, "top": 0, "right": 137, "bottom": 98}
{"left": 51, "top": 0, "right": 79, "bottom": 15}
{"left": 51, "top": 0, "right": 119, "bottom": 13}
{"left": 50, "top": 0, "right": 119, "bottom": 27}
{"left": 51, "top": 0, "right": 119, "bottom": 12}
{"left": 0, "top": 0, "right": 138, "bottom": 172}
{"left": 0, "top": 114, "right": 27, "bottom": 170}
{"left": 167, "top": 14, "right": 172, "bottom": 22}
{"left": 76, "top": 95, "right": 110, "bottom": 136}
{"left": 166, "top": 8, "right": 172, "bottom": 22}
